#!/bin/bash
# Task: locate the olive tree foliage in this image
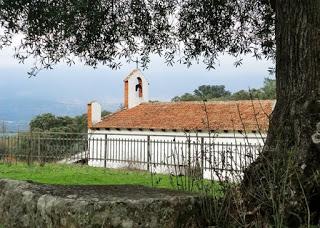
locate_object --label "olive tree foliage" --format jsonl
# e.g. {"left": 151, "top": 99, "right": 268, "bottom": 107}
{"left": 0, "top": 0, "right": 274, "bottom": 75}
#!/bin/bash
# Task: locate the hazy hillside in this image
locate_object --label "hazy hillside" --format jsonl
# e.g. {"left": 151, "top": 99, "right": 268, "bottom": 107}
{"left": 0, "top": 98, "right": 119, "bottom": 132}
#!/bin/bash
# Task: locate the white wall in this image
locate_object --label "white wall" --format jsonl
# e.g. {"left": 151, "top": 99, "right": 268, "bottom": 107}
{"left": 87, "top": 129, "right": 266, "bottom": 181}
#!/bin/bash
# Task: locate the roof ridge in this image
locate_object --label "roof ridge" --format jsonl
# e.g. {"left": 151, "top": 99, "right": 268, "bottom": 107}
{"left": 140, "top": 100, "right": 275, "bottom": 105}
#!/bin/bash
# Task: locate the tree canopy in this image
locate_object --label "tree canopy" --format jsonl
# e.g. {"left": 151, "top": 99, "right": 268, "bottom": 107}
{"left": 0, "top": 0, "right": 274, "bottom": 74}
{"left": 29, "top": 111, "right": 111, "bottom": 133}
{"left": 172, "top": 77, "right": 276, "bottom": 101}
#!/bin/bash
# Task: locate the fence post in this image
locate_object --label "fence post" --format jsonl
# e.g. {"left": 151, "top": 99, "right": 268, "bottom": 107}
{"left": 27, "top": 132, "right": 32, "bottom": 166}
{"left": 147, "top": 135, "right": 151, "bottom": 172}
{"left": 8, "top": 135, "right": 11, "bottom": 163}
{"left": 187, "top": 138, "right": 191, "bottom": 191}
{"left": 104, "top": 134, "right": 108, "bottom": 168}
{"left": 200, "top": 137, "right": 204, "bottom": 178}
{"left": 87, "top": 134, "right": 90, "bottom": 164}
{"left": 38, "top": 134, "right": 41, "bottom": 164}
{"left": 18, "top": 133, "right": 21, "bottom": 161}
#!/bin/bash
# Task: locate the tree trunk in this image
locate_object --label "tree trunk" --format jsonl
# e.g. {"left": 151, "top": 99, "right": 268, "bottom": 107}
{"left": 242, "top": 0, "right": 320, "bottom": 226}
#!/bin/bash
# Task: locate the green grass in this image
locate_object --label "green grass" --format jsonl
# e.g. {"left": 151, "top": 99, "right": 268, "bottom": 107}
{"left": 0, "top": 162, "right": 170, "bottom": 188}
{"left": 0, "top": 162, "right": 222, "bottom": 195}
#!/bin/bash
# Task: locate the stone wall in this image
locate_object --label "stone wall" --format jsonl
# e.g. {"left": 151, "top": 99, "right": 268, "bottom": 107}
{"left": 0, "top": 179, "right": 207, "bottom": 228}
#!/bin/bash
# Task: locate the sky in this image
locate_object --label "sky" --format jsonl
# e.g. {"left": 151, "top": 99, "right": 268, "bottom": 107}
{"left": 0, "top": 40, "right": 274, "bottom": 114}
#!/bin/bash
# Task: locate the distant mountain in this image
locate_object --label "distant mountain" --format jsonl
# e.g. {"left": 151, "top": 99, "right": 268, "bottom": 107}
{"left": 0, "top": 98, "right": 119, "bottom": 132}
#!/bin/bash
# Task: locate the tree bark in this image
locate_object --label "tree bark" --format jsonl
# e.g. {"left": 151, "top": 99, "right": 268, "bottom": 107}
{"left": 242, "top": 0, "right": 320, "bottom": 226}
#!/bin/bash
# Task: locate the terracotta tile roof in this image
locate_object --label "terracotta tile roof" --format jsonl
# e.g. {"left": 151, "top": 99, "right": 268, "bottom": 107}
{"left": 92, "top": 100, "right": 275, "bottom": 132}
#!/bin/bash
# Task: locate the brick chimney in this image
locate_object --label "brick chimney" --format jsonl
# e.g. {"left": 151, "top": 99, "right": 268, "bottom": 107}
{"left": 124, "top": 80, "right": 129, "bottom": 109}
{"left": 87, "top": 101, "right": 101, "bottom": 129}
